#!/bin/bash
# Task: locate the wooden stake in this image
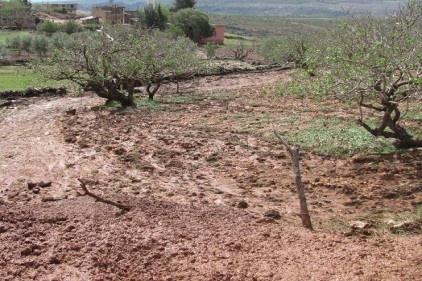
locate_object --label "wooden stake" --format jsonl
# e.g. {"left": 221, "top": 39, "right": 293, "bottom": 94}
{"left": 274, "top": 131, "right": 313, "bottom": 230}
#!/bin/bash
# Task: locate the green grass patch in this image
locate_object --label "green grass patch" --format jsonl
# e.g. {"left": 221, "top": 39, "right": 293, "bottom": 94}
{"left": 0, "top": 65, "right": 67, "bottom": 91}
{"left": 0, "top": 31, "right": 30, "bottom": 45}
{"left": 284, "top": 116, "right": 396, "bottom": 157}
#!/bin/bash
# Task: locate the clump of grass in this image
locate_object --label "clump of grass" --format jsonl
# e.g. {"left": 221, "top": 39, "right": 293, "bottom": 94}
{"left": 284, "top": 116, "right": 395, "bottom": 157}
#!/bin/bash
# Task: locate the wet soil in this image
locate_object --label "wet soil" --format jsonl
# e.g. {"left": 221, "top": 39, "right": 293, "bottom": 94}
{"left": 0, "top": 71, "right": 421, "bottom": 280}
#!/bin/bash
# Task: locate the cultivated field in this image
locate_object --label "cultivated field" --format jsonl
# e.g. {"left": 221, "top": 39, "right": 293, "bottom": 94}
{"left": 0, "top": 69, "right": 421, "bottom": 280}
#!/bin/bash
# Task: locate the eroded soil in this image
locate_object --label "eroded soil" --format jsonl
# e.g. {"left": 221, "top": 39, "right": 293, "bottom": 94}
{"left": 1, "top": 71, "right": 421, "bottom": 280}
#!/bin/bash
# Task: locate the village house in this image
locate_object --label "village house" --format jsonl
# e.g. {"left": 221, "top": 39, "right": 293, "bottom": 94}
{"left": 38, "top": 3, "right": 78, "bottom": 15}
{"left": 202, "top": 24, "right": 225, "bottom": 45}
{"left": 91, "top": 5, "right": 125, "bottom": 25}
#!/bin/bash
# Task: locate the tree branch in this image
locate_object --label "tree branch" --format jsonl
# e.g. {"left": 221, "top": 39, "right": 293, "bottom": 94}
{"left": 78, "top": 179, "right": 131, "bottom": 212}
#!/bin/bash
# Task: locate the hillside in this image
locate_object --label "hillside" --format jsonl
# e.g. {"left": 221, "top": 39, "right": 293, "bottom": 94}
{"left": 30, "top": 0, "right": 407, "bottom": 16}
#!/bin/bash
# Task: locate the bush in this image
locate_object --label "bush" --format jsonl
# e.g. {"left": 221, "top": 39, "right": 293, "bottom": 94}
{"left": 204, "top": 42, "right": 218, "bottom": 59}
{"left": 32, "top": 35, "right": 49, "bottom": 56}
{"left": 37, "top": 21, "right": 60, "bottom": 36}
{"left": 165, "top": 25, "right": 185, "bottom": 38}
{"left": 60, "top": 20, "right": 84, "bottom": 35}
{"left": 21, "top": 35, "right": 32, "bottom": 53}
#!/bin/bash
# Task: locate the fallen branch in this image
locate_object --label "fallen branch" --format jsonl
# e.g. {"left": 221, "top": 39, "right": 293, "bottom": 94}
{"left": 274, "top": 131, "right": 313, "bottom": 230}
{"left": 78, "top": 179, "right": 131, "bottom": 212}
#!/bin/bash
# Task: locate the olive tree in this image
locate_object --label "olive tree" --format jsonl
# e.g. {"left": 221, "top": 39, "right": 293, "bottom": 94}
{"left": 37, "top": 27, "right": 204, "bottom": 106}
{"left": 318, "top": 0, "right": 422, "bottom": 148}
{"left": 0, "top": 0, "right": 33, "bottom": 30}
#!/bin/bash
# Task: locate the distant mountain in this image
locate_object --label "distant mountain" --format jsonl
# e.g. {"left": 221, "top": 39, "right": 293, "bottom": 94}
{"left": 30, "top": 0, "right": 407, "bottom": 16}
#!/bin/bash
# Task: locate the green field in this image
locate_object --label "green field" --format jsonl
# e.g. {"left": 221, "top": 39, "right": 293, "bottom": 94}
{"left": 211, "top": 14, "right": 334, "bottom": 38}
{"left": 0, "top": 65, "right": 66, "bottom": 91}
{"left": 0, "top": 31, "right": 30, "bottom": 45}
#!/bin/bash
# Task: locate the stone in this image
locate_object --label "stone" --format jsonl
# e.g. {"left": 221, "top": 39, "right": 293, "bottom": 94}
{"left": 65, "top": 109, "right": 76, "bottom": 115}
{"left": 32, "top": 187, "right": 40, "bottom": 194}
{"left": 27, "top": 182, "right": 37, "bottom": 189}
{"left": 389, "top": 220, "right": 421, "bottom": 234}
{"left": 264, "top": 209, "right": 281, "bottom": 220}
{"left": 237, "top": 200, "right": 248, "bottom": 209}
{"left": 350, "top": 221, "right": 372, "bottom": 230}
{"left": 38, "top": 181, "right": 52, "bottom": 188}
{"left": 0, "top": 223, "right": 8, "bottom": 233}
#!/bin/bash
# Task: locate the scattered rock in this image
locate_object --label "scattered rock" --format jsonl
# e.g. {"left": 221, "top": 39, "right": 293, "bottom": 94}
{"left": 65, "top": 108, "right": 76, "bottom": 115}
{"left": 49, "top": 255, "right": 61, "bottom": 264}
{"left": 32, "top": 187, "right": 40, "bottom": 194}
{"left": 0, "top": 223, "right": 9, "bottom": 233}
{"left": 20, "top": 247, "right": 33, "bottom": 256}
{"left": 264, "top": 209, "right": 281, "bottom": 220}
{"left": 64, "top": 136, "right": 77, "bottom": 143}
{"left": 114, "top": 147, "right": 127, "bottom": 155}
{"left": 27, "top": 182, "right": 37, "bottom": 190}
{"left": 350, "top": 221, "right": 373, "bottom": 230}
{"left": 389, "top": 220, "right": 422, "bottom": 234}
{"left": 237, "top": 200, "right": 248, "bottom": 209}
{"left": 212, "top": 188, "right": 223, "bottom": 194}
{"left": 38, "top": 181, "right": 52, "bottom": 188}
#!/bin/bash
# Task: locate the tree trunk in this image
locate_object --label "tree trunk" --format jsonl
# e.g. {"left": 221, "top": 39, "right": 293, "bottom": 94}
{"left": 394, "top": 138, "right": 422, "bottom": 149}
{"left": 274, "top": 132, "right": 313, "bottom": 230}
{"left": 147, "top": 83, "right": 161, "bottom": 100}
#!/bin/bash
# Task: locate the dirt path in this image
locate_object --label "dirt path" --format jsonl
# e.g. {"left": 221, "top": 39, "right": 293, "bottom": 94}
{"left": 0, "top": 71, "right": 421, "bottom": 280}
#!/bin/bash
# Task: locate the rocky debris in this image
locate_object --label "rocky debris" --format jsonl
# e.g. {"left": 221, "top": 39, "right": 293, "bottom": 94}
{"left": 27, "top": 182, "right": 37, "bottom": 189}
{"left": 350, "top": 221, "right": 373, "bottom": 230}
{"left": 27, "top": 180, "right": 52, "bottom": 190}
{"left": 264, "top": 209, "right": 281, "bottom": 220}
{"left": 65, "top": 108, "right": 77, "bottom": 115}
{"left": 346, "top": 220, "right": 375, "bottom": 236}
{"left": 389, "top": 220, "right": 422, "bottom": 234}
{"left": 0, "top": 100, "right": 13, "bottom": 107}
{"left": 0, "top": 223, "right": 9, "bottom": 233}
{"left": 237, "top": 199, "right": 248, "bottom": 209}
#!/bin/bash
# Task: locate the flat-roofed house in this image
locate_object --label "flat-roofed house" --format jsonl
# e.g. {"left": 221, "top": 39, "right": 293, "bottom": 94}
{"left": 91, "top": 5, "right": 125, "bottom": 25}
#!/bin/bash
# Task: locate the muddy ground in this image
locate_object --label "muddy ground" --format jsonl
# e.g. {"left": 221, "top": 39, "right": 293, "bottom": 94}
{"left": 0, "top": 71, "right": 421, "bottom": 280}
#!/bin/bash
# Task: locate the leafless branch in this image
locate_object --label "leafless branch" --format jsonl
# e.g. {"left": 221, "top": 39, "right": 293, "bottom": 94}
{"left": 78, "top": 178, "right": 131, "bottom": 212}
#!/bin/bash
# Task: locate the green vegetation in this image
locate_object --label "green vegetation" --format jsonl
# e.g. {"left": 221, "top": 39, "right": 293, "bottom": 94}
{"left": 314, "top": 0, "right": 422, "bottom": 148}
{"left": 171, "top": 8, "right": 214, "bottom": 42}
{"left": 284, "top": 117, "right": 396, "bottom": 157}
{"left": 38, "top": 28, "right": 205, "bottom": 106}
{"left": 0, "top": 31, "right": 30, "bottom": 45}
{"left": 138, "top": 4, "right": 168, "bottom": 30}
{"left": 210, "top": 14, "right": 333, "bottom": 38}
{"left": 0, "top": 65, "right": 66, "bottom": 91}
{"left": 173, "top": 0, "right": 197, "bottom": 11}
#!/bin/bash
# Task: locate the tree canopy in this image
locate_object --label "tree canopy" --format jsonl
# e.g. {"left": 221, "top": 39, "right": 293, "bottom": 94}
{"left": 0, "top": 0, "right": 33, "bottom": 30}
{"left": 138, "top": 4, "right": 168, "bottom": 30}
{"left": 173, "top": 0, "right": 197, "bottom": 11}
{"left": 316, "top": 0, "right": 422, "bottom": 148}
{"left": 171, "top": 8, "right": 214, "bottom": 43}
{"left": 38, "top": 28, "right": 205, "bottom": 106}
